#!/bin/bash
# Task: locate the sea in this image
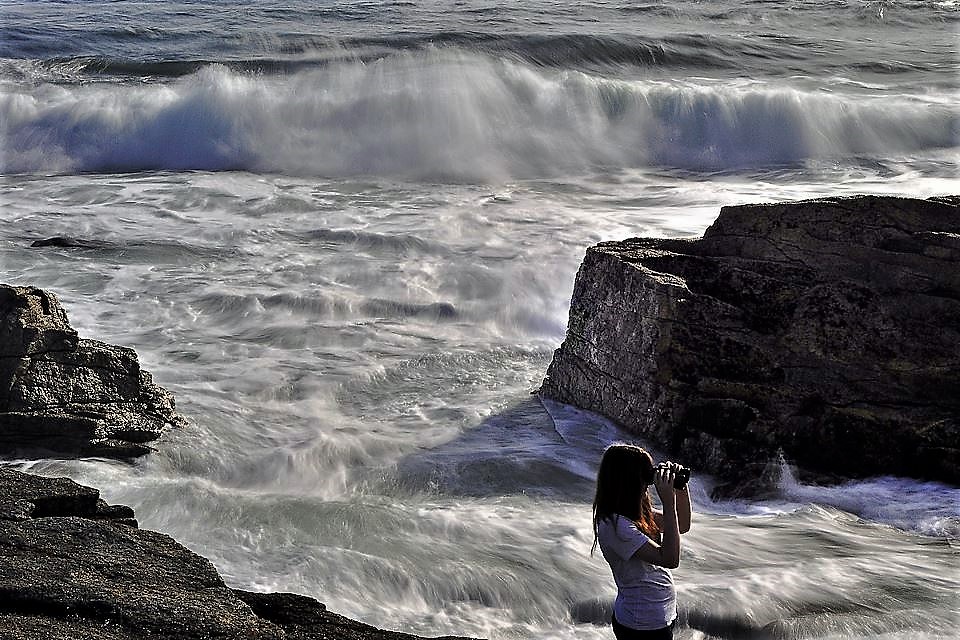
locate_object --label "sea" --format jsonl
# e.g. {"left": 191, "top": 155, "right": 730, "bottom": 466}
{"left": 1, "top": 1, "right": 958, "bottom": 638}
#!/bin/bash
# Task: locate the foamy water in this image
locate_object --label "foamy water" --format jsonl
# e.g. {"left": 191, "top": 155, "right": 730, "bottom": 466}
{"left": 2, "top": 0, "right": 958, "bottom": 638}
{"left": 3, "top": 59, "right": 956, "bottom": 178}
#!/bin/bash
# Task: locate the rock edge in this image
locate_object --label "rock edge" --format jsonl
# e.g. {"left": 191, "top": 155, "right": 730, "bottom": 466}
{"left": 0, "top": 467, "right": 473, "bottom": 640}
{"left": 0, "top": 284, "right": 186, "bottom": 459}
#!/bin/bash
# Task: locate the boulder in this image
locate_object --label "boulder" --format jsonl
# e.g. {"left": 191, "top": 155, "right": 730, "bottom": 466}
{"left": 540, "top": 195, "right": 960, "bottom": 494}
{"left": 0, "top": 467, "right": 136, "bottom": 525}
{"left": 0, "top": 284, "right": 185, "bottom": 458}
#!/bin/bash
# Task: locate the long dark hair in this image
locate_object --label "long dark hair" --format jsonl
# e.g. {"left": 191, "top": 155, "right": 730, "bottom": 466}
{"left": 592, "top": 443, "right": 658, "bottom": 553}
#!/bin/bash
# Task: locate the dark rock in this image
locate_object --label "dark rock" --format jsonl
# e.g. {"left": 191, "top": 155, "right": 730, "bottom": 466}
{"left": 0, "top": 467, "right": 135, "bottom": 525}
{"left": 29, "top": 237, "right": 107, "bottom": 250}
{"left": 0, "top": 468, "right": 476, "bottom": 640}
{"left": 0, "top": 284, "right": 186, "bottom": 459}
{"left": 233, "top": 590, "right": 471, "bottom": 640}
{"left": 0, "top": 516, "right": 282, "bottom": 639}
{"left": 541, "top": 195, "right": 960, "bottom": 495}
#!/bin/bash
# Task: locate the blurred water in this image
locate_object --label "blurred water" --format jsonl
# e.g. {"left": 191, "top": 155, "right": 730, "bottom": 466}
{"left": 4, "top": 170, "right": 957, "bottom": 639}
{"left": 2, "top": 0, "right": 958, "bottom": 638}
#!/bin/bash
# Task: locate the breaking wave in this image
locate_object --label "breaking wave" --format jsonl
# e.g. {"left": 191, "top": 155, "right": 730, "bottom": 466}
{"left": 2, "top": 53, "right": 956, "bottom": 179}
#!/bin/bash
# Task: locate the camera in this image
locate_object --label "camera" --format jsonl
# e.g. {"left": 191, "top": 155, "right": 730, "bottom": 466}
{"left": 655, "top": 462, "right": 691, "bottom": 490}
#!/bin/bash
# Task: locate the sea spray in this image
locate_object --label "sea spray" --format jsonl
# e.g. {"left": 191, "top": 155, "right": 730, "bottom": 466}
{"left": 2, "top": 55, "right": 956, "bottom": 177}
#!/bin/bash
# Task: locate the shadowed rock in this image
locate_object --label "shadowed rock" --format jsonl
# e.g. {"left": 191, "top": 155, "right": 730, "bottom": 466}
{"left": 0, "top": 284, "right": 186, "bottom": 459}
{"left": 233, "top": 590, "right": 471, "bottom": 640}
{"left": 29, "top": 237, "right": 110, "bottom": 250}
{"left": 0, "top": 467, "right": 475, "bottom": 640}
{"left": 0, "top": 467, "right": 136, "bottom": 525}
{"left": 540, "top": 195, "right": 960, "bottom": 495}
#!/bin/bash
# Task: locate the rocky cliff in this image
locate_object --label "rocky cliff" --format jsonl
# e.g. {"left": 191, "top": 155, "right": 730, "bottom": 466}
{"left": 541, "top": 195, "right": 960, "bottom": 494}
{"left": 0, "top": 284, "right": 185, "bottom": 458}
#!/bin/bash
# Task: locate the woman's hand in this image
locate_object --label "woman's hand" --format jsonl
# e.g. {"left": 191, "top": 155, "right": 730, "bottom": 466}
{"left": 653, "top": 465, "right": 676, "bottom": 504}
{"left": 634, "top": 464, "right": 682, "bottom": 569}
{"left": 663, "top": 461, "right": 692, "bottom": 533}
{"left": 652, "top": 461, "right": 692, "bottom": 535}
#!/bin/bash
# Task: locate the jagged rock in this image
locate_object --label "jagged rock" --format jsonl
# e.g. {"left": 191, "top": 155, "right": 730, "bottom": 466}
{"left": 0, "top": 468, "right": 475, "bottom": 640}
{"left": 541, "top": 195, "right": 960, "bottom": 494}
{"left": 0, "top": 284, "right": 185, "bottom": 459}
{"left": 0, "top": 467, "right": 135, "bottom": 526}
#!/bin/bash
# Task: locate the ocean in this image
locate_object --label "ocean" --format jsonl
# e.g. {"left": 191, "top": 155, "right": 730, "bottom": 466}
{"left": 1, "top": 1, "right": 958, "bottom": 638}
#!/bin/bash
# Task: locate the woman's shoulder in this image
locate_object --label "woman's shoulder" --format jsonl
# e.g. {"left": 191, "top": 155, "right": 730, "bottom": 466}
{"left": 598, "top": 514, "right": 646, "bottom": 540}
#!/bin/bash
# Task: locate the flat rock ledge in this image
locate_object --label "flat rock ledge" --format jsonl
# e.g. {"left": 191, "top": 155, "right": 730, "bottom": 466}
{"left": 0, "top": 284, "right": 186, "bottom": 458}
{"left": 0, "top": 467, "right": 472, "bottom": 640}
{"left": 541, "top": 195, "right": 960, "bottom": 495}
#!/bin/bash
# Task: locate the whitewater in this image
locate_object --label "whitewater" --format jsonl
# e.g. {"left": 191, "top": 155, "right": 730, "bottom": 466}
{"left": 1, "top": 1, "right": 958, "bottom": 638}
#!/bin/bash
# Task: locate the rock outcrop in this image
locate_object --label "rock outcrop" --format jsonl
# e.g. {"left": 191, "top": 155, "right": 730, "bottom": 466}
{"left": 0, "top": 285, "right": 475, "bottom": 640}
{"left": 0, "top": 467, "right": 136, "bottom": 525}
{"left": 541, "top": 195, "right": 960, "bottom": 493}
{"left": 0, "top": 284, "right": 185, "bottom": 458}
{"left": 0, "top": 468, "right": 471, "bottom": 640}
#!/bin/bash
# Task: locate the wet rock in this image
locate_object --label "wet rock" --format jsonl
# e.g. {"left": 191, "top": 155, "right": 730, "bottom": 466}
{"left": 0, "top": 467, "right": 135, "bottom": 525}
{"left": 0, "top": 468, "right": 476, "bottom": 640}
{"left": 0, "top": 284, "right": 186, "bottom": 459}
{"left": 541, "top": 195, "right": 960, "bottom": 495}
{"left": 29, "top": 237, "right": 108, "bottom": 250}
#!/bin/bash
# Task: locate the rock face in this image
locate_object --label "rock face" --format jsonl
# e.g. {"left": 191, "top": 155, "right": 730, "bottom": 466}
{"left": 0, "top": 284, "right": 185, "bottom": 458}
{"left": 541, "top": 195, "right": 960, "bottom": 493}
{"left": 0, "top": 468, "right": 471, "bottom": 640}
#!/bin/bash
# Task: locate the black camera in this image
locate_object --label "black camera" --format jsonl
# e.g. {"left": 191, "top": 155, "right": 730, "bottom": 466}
{"left": 655, "top": 462, "right": 691, "bottom": 490}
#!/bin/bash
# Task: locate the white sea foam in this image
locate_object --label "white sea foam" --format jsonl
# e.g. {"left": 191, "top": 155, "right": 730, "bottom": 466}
{"left": 2, "top": 55, "right": 956, "bottom": 179}
{"left": 776, "top": 463, "right": 960, "bottom": 538}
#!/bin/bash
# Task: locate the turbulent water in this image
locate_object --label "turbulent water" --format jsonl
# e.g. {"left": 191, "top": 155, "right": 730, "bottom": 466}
{"left": 1, "top": 1, "right": 958, "bottom": 638}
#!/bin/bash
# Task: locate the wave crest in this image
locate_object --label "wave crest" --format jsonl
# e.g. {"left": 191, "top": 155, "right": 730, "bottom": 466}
{"left": 2, "top": 54, "right": 956, "bottom": 179}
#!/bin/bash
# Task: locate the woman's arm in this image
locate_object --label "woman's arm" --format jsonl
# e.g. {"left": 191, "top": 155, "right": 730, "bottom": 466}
{"left": 676, "top": 486, "right": 691, "bottom": 534}
{"left": 652, "top": 473, "right": 692, "bottom": 534}
{"left": 633, "top": 468, "right": 681, "bottom": 569}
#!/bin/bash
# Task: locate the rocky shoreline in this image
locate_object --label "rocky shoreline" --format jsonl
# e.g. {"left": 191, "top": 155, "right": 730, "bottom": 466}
{"left": 0, "top": 467, "right": 474, "bottom": 640}
{"left": 0, "top": 284, "right": 472, "bottom": 640}
{"left": 4, "top": 193, "right": 957, "bottom": 636}
{"left": 541, "top": 195, "right": 960, "bottom": 496}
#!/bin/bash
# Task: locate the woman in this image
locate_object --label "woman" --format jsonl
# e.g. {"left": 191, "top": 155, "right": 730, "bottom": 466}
{"left": 593, "top": 444, "right": 692, "bottom": 639}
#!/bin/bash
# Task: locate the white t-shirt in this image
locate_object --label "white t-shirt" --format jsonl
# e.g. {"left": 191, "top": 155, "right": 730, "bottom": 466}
{"left": 597, "top": 514, "right": 677, "bottom": 630}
